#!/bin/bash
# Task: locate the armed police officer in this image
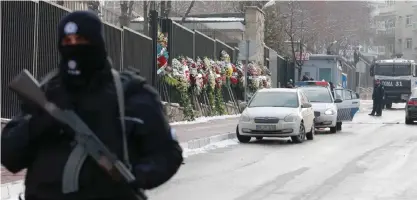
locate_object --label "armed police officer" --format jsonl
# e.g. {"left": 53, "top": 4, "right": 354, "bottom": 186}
{"left": 369, "top": 79, "right": 385, "bottom": 116}
{"left": 1, "top": 11, "right": 183, "bottom": 200}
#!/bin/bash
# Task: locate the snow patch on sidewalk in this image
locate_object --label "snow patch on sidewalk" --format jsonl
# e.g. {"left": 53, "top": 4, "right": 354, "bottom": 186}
{"left": 360, "top": 100, "right": 373, "bottom": 105}
{"left": 170, "top": 114, "right": 240, "bottom": 126}
{"left": 182, "top": 139, "right": 239, "bottom": 158}
{"left": 1, "top": 180, "right": 24, "bottom": 200}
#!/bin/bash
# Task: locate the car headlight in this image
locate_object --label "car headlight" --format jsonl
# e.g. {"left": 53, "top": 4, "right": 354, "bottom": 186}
{"left": 284, "top": 114, "right": 298, "bottom": 122}
{"left": 324, "top": 109, "right": 335, "bottom": 115}
{"left": 240, "top": 113, "right": 251, "bottom": 122}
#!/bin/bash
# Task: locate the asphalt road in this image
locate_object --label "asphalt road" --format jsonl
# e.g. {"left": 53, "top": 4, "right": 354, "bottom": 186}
{"left": 147, "top": 103, "right": 417, "bottom": 200}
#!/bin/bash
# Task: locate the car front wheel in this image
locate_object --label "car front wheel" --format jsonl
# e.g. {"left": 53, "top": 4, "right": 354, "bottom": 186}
{"left": 291, "top": 122, "right": 306, "bottom": 143}
{"left": 236, "top": 125, "right": 251, "bottom": 143}
{"left": 336, "top": 122, "right": 342, "bottom": 131}
{"left": 306, "top": 123, "right": 315, "bottom": 140}
{"left": 405, "top": 117, "right": 414, "bottom": 125}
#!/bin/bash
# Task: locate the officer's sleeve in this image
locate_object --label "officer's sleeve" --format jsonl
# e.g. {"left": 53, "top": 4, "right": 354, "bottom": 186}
{"left": 125, "top": 84, "right": 183, "bottom": 190}
{"left": 1, "top": 114, "right": 37, "bottom": 173}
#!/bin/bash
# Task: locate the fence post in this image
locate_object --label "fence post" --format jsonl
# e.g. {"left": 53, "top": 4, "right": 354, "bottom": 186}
{"left": 150, "top": 10, "right": 158, "bottom": 87}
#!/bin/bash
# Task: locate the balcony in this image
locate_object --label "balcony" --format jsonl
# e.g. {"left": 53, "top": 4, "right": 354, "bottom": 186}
{"left": 376, "top": 28, "right": 395, "bottom": 38}
{"left": 376, "top": 5, "right": 396, "bottom": 16}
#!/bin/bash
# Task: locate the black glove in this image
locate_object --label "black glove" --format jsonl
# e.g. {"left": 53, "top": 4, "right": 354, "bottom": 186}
{"left": 20, "top": 101, "right": 60, "bottom": 140}
{"left": 20, "top": 100, "right": 42, "bottom": 116}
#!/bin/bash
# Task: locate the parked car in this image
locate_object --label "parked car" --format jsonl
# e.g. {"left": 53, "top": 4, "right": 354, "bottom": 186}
{"left": 296, "top": 81, "right": 360, "bottom": 132}
{"left": 332, "top": 88, "right": 361, "bottom": 127}
{"left": 236, "top": 88, "right": 315, "bottom": 144}
{"left": 405, "top": 87, "right": 417, "bottom": 124}
{"left": 299, "top": 86, "right": 341, "bottom": 133}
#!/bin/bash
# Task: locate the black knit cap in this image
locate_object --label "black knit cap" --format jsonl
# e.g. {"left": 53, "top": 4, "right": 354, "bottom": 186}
{"left": 58, "top": 11, "right": 105, "bottom": 49}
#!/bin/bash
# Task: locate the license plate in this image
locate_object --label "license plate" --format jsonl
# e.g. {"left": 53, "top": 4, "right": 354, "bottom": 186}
{"left": 256, "top": 125, "right": 276, "bottom": 131}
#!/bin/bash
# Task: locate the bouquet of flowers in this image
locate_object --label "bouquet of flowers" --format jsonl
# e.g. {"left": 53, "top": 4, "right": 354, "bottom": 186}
{"left": 156, "top": 30, "right": 169, "bottom": 75}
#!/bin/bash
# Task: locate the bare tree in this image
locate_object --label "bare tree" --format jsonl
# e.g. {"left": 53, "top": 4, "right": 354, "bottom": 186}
{"left": 282, "top": 1, "right": 307, "bottom": 80}
{"left": 87, "top": 1, "right": 100, "bottom": 15}
{"left": 143, "top": 1, "right": 149, "bottom": 35}
{"left": 119, "top": 1, "right": 135, "bottom": 27}
{"left": 166, "top": 1, "right": 172, "bottom": 16}
{"left": 180, "top": 0, "right": 196, "bottom": 25}
{"left": 263, "top": 5, "right": 287, "bottom": 54}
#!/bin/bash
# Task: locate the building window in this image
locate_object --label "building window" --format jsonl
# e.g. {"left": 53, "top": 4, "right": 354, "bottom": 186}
{"left": 406, "top": 15, "right": 412, "bottom": 27}
{"left": 385, "top": 0, "right": 395, "bottom": 6}
{"left": 389, "top": 44, "right": 394, "bottom": 52}
{"left": 386, "top": 19, "right": 395, "bottom": 28}
{"left": 406, "top": 38, "right": 413, "bottom": 49}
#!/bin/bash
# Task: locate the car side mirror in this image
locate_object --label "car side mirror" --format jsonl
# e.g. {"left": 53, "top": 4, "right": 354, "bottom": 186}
{"left": 334, "top": 99, "right": 343, "bottom": 103}
{"left": 301, "top": 103, "right": 312, "bottom": 108}
{"left": 239, "top": 102, "right": 248, "bottom": 111}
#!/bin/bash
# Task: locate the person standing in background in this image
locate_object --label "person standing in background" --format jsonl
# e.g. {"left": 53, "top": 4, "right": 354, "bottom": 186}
{"left": 369, "top": 79, "right": 385, "bottom": 116}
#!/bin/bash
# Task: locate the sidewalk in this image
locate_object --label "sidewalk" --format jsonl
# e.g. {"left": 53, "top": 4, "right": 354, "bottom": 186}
{"left": 173, "top": 118, "right": 238, "bottom": 143}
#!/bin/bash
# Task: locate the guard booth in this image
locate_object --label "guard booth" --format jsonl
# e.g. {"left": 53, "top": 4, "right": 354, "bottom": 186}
{"left": 298, "top": 54, "right": 356, "bottom": 90}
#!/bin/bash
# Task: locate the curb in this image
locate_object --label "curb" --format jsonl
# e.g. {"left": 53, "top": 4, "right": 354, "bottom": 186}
{"left": 180, "top": 132, "right": 236, "bottom": 150}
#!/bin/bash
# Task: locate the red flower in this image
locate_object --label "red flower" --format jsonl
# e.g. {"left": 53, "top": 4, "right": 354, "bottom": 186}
{"left": 157, "top": 56, "right": 167, "bottom": 68}
{"left": 203, "top": 75, "right": 208, "bottom": 84}
{"left": 230, "top": 77, "right": 238, "bottom": 85}
{"left": 221, "top": 75, "right": 226, "bottom": 82}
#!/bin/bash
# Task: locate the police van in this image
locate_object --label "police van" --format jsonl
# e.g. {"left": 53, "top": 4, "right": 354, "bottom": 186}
{"left": 370, "top": 58, "right": 417, "bottom": 109}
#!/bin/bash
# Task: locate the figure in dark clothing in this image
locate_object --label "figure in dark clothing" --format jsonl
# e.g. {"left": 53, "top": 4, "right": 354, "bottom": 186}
{"left": 302, "top": 75, "right": 309, "bottom": 81}
{"left": 1, "top": 11, "right": 183, "bottom": 200}
{"left": 286, "top": 79, "right": 294, "bottom": 88}
{"left": 309, "top": 78, "right": 314, "bottom": 81}
{"left": 369, "top": 79, "right": 385, "bottom": 116}
{"left": 329, "top": 81, "right": 335, "bottom": 98}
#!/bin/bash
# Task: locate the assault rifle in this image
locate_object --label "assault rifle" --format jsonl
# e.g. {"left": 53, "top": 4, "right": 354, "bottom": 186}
{"left": 9, "top": 70, "right": 146, "bottom": 200}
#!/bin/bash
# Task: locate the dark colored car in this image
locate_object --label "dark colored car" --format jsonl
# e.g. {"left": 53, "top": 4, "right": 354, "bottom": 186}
{"left": 405, "top": 88, "right": 417, "bottom": 124}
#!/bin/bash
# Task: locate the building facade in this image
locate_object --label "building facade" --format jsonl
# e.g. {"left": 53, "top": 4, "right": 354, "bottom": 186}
{"left": 373, "top": 0, "right": 417, "bottom": 60}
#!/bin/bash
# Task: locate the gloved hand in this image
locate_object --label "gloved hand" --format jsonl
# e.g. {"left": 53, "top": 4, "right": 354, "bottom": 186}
{"left": 20, "top": 100, "right": 42, "bottom": 116}
{"left": 21, "top": 101, "right": 60, "bottom": 140}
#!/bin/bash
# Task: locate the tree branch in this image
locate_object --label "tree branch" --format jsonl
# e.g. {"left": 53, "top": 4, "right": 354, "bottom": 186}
{"left": 180, "top": 0, "right": 195, "bottom": 25}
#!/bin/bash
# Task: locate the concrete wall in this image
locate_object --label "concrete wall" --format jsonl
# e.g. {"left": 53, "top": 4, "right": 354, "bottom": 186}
{"left": 244, "top": 6, "right": 265, "bottom": 65}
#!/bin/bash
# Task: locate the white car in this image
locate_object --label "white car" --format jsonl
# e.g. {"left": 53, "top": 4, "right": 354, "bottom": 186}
{"left": 237, "top": 88, "right": 315, "bottom": 144}
{"left": 300, "top": 87, "right": 340, "bottom": 133}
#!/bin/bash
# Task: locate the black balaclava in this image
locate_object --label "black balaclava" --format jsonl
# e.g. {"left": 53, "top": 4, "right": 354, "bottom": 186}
{"left": 57, "top": 11, "right": 109, "bottom": 91}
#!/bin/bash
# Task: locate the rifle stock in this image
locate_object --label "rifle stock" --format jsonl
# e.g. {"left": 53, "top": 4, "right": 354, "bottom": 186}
{"left": 9, "top": 70, "right": 145, "bottom": 200}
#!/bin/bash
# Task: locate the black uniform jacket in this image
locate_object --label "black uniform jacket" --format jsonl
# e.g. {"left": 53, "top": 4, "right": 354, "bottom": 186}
{"left": 1, "top": 70, "right": 183, "bottom": 200}
{"left": 372, "top": 84, "right": 385, "bottom": 102}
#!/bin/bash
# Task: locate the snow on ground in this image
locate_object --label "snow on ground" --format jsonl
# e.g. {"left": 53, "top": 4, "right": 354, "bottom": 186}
{"left": 1, "top": 181, "right": 24, "bottom": 200}
{"left": 170, "top": 114, "right": 240, "bottom": 126}
{"left": 182, "top": 139, "right": 239, "bottom": 158}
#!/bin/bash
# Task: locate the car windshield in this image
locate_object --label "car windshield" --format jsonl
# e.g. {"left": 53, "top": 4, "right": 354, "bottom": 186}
{"left": 301, "top": 88, "right": 333, "bottom": 103}
{"left": 375, "top": 64, "right": 411, "bottom": 76}
{"left": 248, "top": 91, "right": 299, "bottom": 108}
